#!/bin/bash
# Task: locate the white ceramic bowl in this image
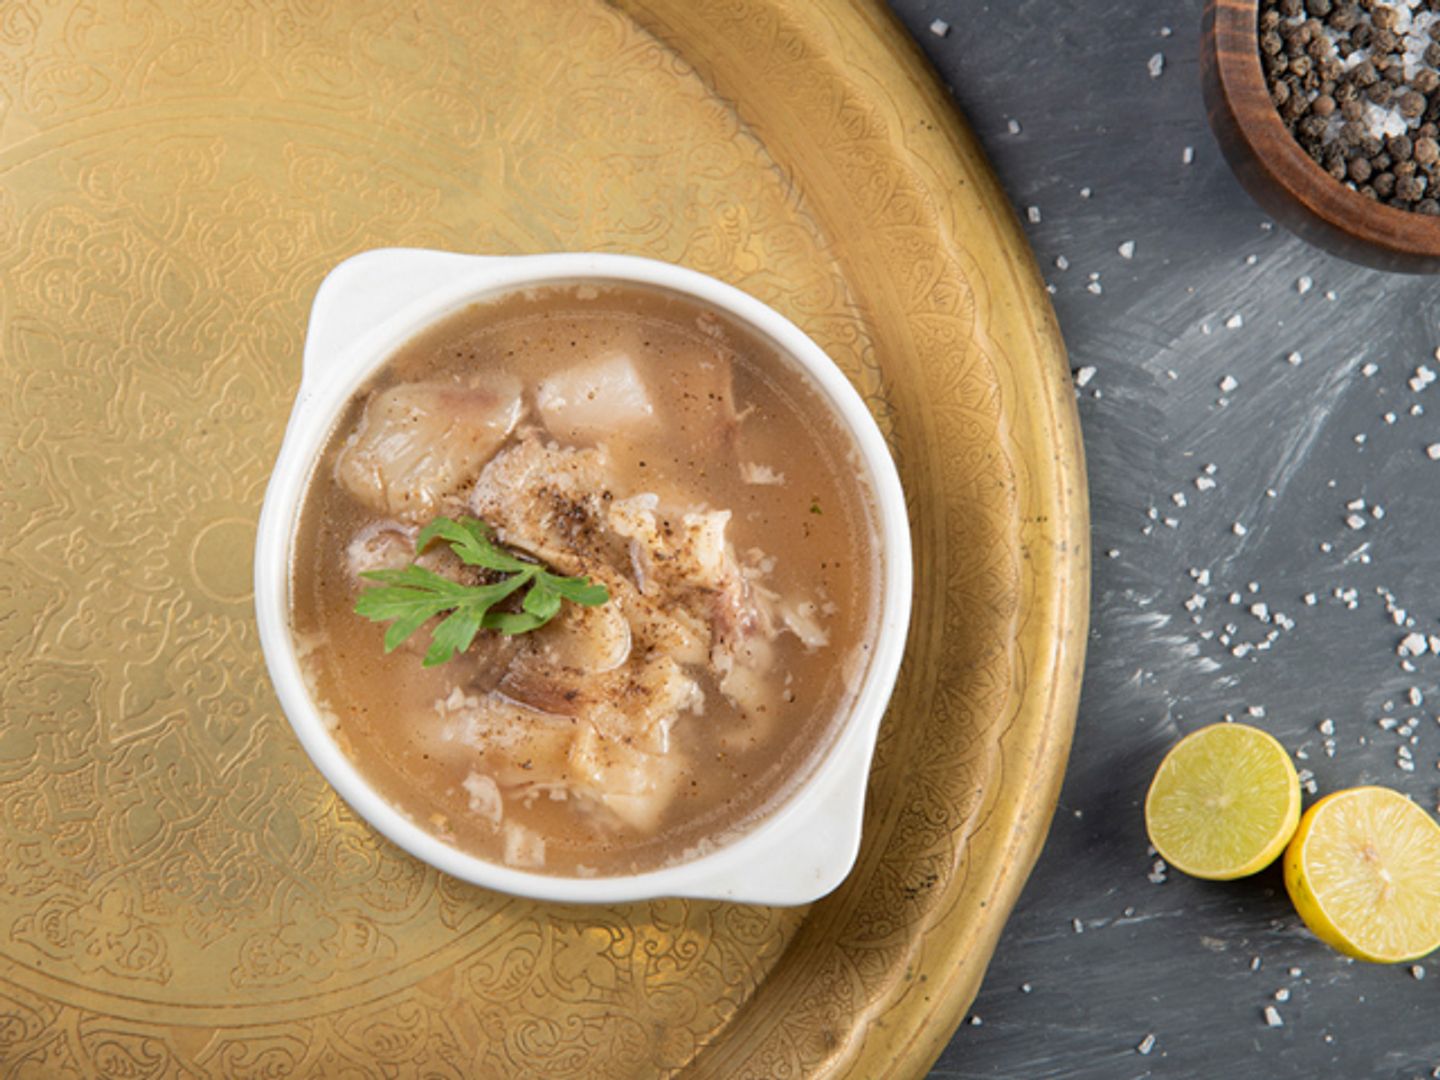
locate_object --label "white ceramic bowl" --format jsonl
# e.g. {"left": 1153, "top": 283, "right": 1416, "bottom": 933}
{"left": 254, "top": 248, "right": 912, "bottom": 905}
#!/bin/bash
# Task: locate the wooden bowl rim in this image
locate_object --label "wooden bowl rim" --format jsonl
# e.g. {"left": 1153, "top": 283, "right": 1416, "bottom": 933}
{"left": 1211, "top": 0, "right": 1440, "bottom": 259}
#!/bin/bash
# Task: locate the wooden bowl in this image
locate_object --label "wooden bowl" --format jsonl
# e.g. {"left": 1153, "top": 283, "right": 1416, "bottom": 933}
{"left": 1202, "top": 0, "right": 1440, "bottom": 273}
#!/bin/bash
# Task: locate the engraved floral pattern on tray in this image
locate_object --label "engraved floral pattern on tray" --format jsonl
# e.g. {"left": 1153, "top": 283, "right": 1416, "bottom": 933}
{"left": 0, "top": 0, "right": 1071, "bottom": 1076}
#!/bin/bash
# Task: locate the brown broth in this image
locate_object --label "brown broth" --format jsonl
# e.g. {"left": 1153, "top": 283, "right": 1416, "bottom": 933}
{"left": 290, "top": 282, "right": 880, "bottom": 875}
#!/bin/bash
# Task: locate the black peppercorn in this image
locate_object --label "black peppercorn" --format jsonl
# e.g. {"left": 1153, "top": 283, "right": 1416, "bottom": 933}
{"left": 1368, "top": 80, "right": 1394, "bottom": 104}
{"left": 1280, "top": 0, "right": 1303, "bottom": 14}
{"left": 1349, "top": 156, "right": 1374, "bottom": 182}
{"left": 1329, "top": 3, "right": 1360, "bottom": 29}
{"left": 1372, "top": 151, "right": 1393, "bottom": 171}
{"left": 1261, "top": 29, "right": 1284, "bottom": 54}
{"left": 1300, "top": 114, "right": 1331, "bottom": 140}
{"left": 1413, "top": 68, "right": 1440, "bottom": 94}
{"left": 1396, "top": 175, "right": 1426, "bottom": 202}
{"left": 1417, "top": 198, "right": 1440, "bottom": 215}
{"left": 1374, "top": 171, "right": 1397, "bottom": 197}
{"left": 1352, "top": 59, "right": 1378, "bottom": 86}
{"left": 1307, "top": 0, "right": 1333, "bottom": 14}
{"left": 1400, "top": 91, "right": 1427, "bottom": 120}
{"left": 1371, "top": 3, "right": 1398, "bottom": 29}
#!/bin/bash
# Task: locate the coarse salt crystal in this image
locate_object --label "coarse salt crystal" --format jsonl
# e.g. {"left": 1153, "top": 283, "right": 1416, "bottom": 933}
{"left": 1274, "top": 988, "right": 1291, "bottom": 1003}
{"left": 1056, "top": 254, "right": 1070, "bottom": 270}
{"left": 1074, "top": 366, "right": 1096, "bottom": 388}
{"left": 1297, "top": 276, "right": 1313, "bottom": 294}
{"left": 1195, "top": 476, "right": 1217, "bottom": 492}
{"left": 1087, "top": 281, "right": 1103, "bottom": 295}
{"left": 1413, "top": 965, "right": 1426, "bottom": 981}
{"left": 1412, "top": 688, "right": 1424, "bottom": 706}
{"left": 1427, "top": 444, "right": 1440, "bottom": 461}
{"left": 929, "top": 18, "right": 950, "bottom": 36}
{"left": 1319, "top": 719, "right": 1335, "bottom": 735}
{"left": 1182, "top": 145, "right": 1195, "bottom": 164}
{"left": 1219, "top": 375, "right": 1239, "bottom": 392}
{"left": 1118, "top": 240, "right": 1136, "bottom": 259}
{"left": 1080, "top": 186, "right": 1092, "bottom": 198}
{"left": 1137, "top": 1034, "right": 1157, "bottom": 1055}
{"left": 1027, "top": 206, "right": 1042, "bottom": 224}
{"left": 1361, "top": 362, "right": 1379, "bottom": 377}
{"left": 1233, "top": 522, "right": 1247, "bottom": 536}
{"left": 1346, "top": 514, "right": 1367, "bottom": 530}
{"left": 1072, "top": 918, "right": 1084, "bottom": 933}
{"left": 1287, "top": 351, "right": 1303, "bottom": 366}
{"left": 1264, "top": 1006, "right": 1284, "bottom": 1028}
{"left": 1008, "top": 118, "right": 1022, "bottom": 135}
{"left": 1225, "top": 314, "right": 1244, "bottom": 330}
{"left": 1148, "top": 52, "right": 1165, "bottom": 78}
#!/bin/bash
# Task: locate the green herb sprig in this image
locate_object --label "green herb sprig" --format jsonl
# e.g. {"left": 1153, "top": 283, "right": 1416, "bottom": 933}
{"left": 354, "top": 516, "right": 610, "bottom": 667}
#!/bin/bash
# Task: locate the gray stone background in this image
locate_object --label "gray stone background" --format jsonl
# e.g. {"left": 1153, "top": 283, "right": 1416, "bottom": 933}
{"left": 882, "top": 1, "right": 1440, "bottom": 1077}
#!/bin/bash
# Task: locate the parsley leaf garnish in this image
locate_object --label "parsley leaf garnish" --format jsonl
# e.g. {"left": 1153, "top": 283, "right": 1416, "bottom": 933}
{"left": 354, "top": 516, "right": 610, "bottom": 667}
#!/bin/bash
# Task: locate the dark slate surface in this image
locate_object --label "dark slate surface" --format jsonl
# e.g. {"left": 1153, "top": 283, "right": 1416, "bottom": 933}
{"left": 882, "top": 2, "right": 1440, "bottom": 1078}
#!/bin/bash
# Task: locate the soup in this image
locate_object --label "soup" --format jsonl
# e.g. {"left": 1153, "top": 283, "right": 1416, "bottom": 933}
{"left": 290, "top": 282, "right": 881, "bottom": 876}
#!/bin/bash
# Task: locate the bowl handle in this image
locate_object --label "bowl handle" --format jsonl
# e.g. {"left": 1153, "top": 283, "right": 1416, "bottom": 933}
{"left": 301, "top": 248, "right": 504, "bottom": 393}
{"left": 675, "top": 741, "right": 873, "bottom": 907}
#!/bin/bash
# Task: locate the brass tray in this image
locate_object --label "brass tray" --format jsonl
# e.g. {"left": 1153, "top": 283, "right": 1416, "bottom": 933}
{"left": 0, "top": 1, "right": 1087, "bottom": 1075}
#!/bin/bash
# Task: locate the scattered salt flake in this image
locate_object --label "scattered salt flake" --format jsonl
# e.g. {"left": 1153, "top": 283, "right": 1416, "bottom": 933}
{"left": 1245, "top": 254, "right": 1259, "bottom": 266}
{"left": 1233, "top": 522, "right": 1248, "bottom": 536}
{"left": 1346, "top": 514, "right": 1367, "bottom": 530}
{"left": 1361, "top": 362, "right": 1379, "bottom": 377}
{"left": 1264, "top": 1006, "right": 1284, "bottom": 1028}
{"left": 1118, "top": 240, "right": 1136, "bottom": 260}
{"left": 1412, "top": 964, "right": 1426, "bottom": 981}
{"left": 1080, "top": 186, "right": 1093, "bottom": 198}
{"left": 1297, "top": 275, "right": 1313, "bottom": 294}
{"left": 1056, "top": 254, "right": 1070, "bottom": 270}
{"left": 1182, "top": 145, "right": 1195, "bottom": 164}
{"left": 1251, "top": 956, "right": 1262, "bottom": 971}
{"left": 1007, "top": 118, "right": 1022, "bottom": 135}
{"left": 968, "top": 1015, "right": 982, "bottom": 1026}
{"left": 1319, "top": 719, "right": 1335, "bottom": 735}
{"left": 1074, "top": 366, "right": 1097, "bottom": 388}
{"left": 1072, "top": 918, "right": 1084, "bottom": 934}
{"left": 1219, "top": 374, "right": 1239, "bottom": 392}
{"left": 1107, "top": 548, "right": 1120, "bottom": 558}
{"left": 1304, "top": 593, "right": 1317, "bottom": 606}
{"left": 1147, "top": 52, "right": 1165, "bottom": 78}
{"left": 1274, "top": 988, "right": 1291, "bottom": 1003}
{"left": 1137, "top": 1034, "right": 1157, "bottom": 1056}
{"left": 1384, "top": 412, "right": 1397, "bottom": 424}
{"left": 1224, "top": 314, "right": 1244, "bottom": 330}
{"left": 1027, "top": 205, "right": 1042, "bottom": 224}
{"left": 1427, "top": 444, "right": 1440, "bottom": 461}
{"left": 1020, "top": 982, "right": 1033, "bottom": 993}
{"left": 929, "top": 18, "right": 950, "bottom": 36}
{"left": 1087, "top": 281, "right": 1103, "bottom": 295}
{"left": 1412, "top": 688, "right": 1424, "bottom": 707}
{"left": 1411, "top": 366, "right": 1437, "bottom": 392}
{"left": 1289, "top": 967, "right": 1302, "bottom": 978}
{"left": 1325, "top": 290, "right": 1337, "bottom": 301}
{"left": 1195, "top": 476, "right": 1217, "bottom": 492}
{"left": 1287, "top": 351, "right": 1303, "bottom": 366}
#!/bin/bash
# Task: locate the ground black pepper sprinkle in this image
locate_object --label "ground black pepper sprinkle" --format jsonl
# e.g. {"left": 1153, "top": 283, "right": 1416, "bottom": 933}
{"left": 1260, "top": 0, "right": 1440, "bottom": 212}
